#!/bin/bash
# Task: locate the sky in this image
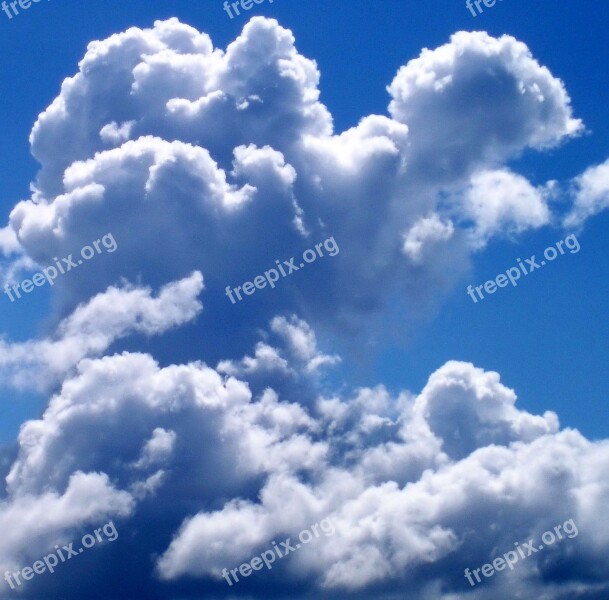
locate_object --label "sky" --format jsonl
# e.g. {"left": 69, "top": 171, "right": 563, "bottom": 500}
{"left": 0, "top": 1, "right": 608, "bottom": 599}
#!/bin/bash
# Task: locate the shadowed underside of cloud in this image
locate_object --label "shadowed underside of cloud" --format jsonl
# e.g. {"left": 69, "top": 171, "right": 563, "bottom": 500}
{"left": 0, "top": 15, "right": 607, "bottom": 600}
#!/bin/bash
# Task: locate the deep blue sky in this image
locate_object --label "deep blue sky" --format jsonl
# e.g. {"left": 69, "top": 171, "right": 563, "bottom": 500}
{"left": 1, "top": 0, "right": 608, "bottom": 443}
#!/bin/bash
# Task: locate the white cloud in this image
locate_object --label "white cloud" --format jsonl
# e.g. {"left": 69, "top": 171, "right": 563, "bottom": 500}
{"left": 0, "top": 16, "right": 606, "bottom": 600}
{"left": 403, "top": 214, "right": 455, "bottom": 264}
{"left": 0, "top": 306, "right": 606, "bottom": 598}
{"left": 270, "top": 315, "right": 340, "bottom": 372}
{"left": 388, "top": 31, "right": 582, "bottom": 180}
{"left": 132, "top": 428, "right": 177, "bottom": 470}
{"left": 565, "top": 158, "right": 609, "bottom": 227}
{"left": 0, "top": 271, "right": 203, "bottom": 389}
{"left": 411, "top": 360, "right": 559, "bottom": 460}
{"left": 154, "top": 347, "right": 609, "bottom": 597}
{"left": 461, "top": 169, "right": 551, "bottom": 247}
{"left": 99, "top": 120, "right": 136, "bottom": 146}
{"left": 0, "top": 471, "right": 134, "bottom": 573}
{"left": 1, "top": 19, "right": 586, "bottom": 347}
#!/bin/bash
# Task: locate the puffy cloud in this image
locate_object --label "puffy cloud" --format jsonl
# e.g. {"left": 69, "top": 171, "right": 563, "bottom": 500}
{"left": 132, "top": 428, "right": 177, "bottom": 470}
{"left": 0, "top": 300, "right": 606, "bottom": 598}
{"left": 388, "top": 31, "right": 582, "bottom": 181}
{"left": 461, "top": 169, "right": 551, "bottom": 247}
{"left": 565, "top": 158, "right": 609, "bottom": 227}
{"left": 269, "top": 315, "right": 340, "bottom": 372}
{"left": 2, "top": 19, "right": 586, "bottom": 351}
{"left": 0, "top": 226, "right": 37, "bottom": 287}
{"left": 0, "top": 272, "right": 203, "bottom": 389}
{"left": 28, "top": 17, "right": 329, "bottom": 199}
{"left": 217, "top": 315, "right": 340, "bottom": 409}
{"left": 411, "top": 360, "right": 559, "bottom": 460}
{"left": 403, "top": 214, "right": 455, "bottom": 264}
{"left": 155, "top": 497, "right": 318, "bottom": 582}
{"left": 1, "top": 15, "right": 607, "bottom": 600}
{"left": 99, "top": 120, "right": 136, "bottom": 146}
{"left": 154, "top": 348, "right": 609, "bottom": 598}
{"left": 0, "top": 226, "right": 22, "bottom": 256}
{"left": 0, "top": 471, "right": 134, "bottom": 574}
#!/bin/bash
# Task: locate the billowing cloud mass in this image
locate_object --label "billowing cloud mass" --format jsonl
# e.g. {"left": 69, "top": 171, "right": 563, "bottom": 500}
{"left": 6, "top": 20, "right": 584, "bottom": 344}
{"left": 3, "top": 310, "right": 609, "bottom": 599}
{"left": 0, "top": 15, "right": 608, "bottom": 600}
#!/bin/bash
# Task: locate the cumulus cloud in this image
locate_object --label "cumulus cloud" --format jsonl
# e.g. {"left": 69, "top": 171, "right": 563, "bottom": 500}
{"left": 565, "top": 158, "right": 609, "bottom": 228}
{"left": 403, "top": 214, "right": 455, "bottom": 264}
{"left": 0, "top": 295, "right": 607, "bottom": 598}
{"left": 0, "top": 471, "right": 134, "bottom": 574}
{"left": 2, "top": 19, "right": 585, "bottom": 352}
{"left": 0, "top": 271, "right": 203, "bottom": 389}
{"left": 0, "top": 15, "right": 607, "bottom": 600}
{"left": 132, "top": 428, "right": 177, "bottom": 470}
{"left": 388, "top": 31, "right": 582, "bottom": 181}
{"left": 154, "top": 344, "right": 609, "bottom": 598}
{"left": 411, "top": 360, "right": 559, "bottom": 460}
{"left": 460, "top": 169, "right": 551, "bottom": 247}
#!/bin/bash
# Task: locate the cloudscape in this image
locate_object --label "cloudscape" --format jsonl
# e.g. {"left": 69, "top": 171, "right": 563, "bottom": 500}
{"left": 0, "top": 2, "right": 608, "bottom": 599}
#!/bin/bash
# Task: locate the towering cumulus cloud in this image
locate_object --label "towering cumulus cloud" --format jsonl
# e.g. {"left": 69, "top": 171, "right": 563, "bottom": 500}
{"left": 1, "top": 16, "right": 607, "bottom": 600}
{"left": 8, "top": 20, "right": 582, "bottom": 341}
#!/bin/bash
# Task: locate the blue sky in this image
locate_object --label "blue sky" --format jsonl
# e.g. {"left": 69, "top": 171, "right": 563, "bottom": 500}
{"left": 0, "top": 1, "right": 608, "bottom": 599}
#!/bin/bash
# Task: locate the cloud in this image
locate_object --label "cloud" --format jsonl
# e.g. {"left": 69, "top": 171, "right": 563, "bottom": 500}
{"left": 564, "top": 158, "right": 609, "bottom": 228}
{"left": 411, "top": 360, "right": 559, "bottom": 460}
{"left": 0, "top": 271, "right": 203, "bottom": 389}
{"left": 0, "top": 471, "right": 134, "bottom": 574}
{"left": 388, "top": 31, "right": 582, "bottom": 181}
{"left": 153, "top": 342, "right": 609, "bottom": 598}
{"left": 269, "top": 315, "right": 340, "bottom": 372}
{"left": 0, "top": 15, "right": 607, "bottom": 600}
{"left": 132, "top": 428, "right": 177, "bottom": 470}
{"left": 460, "top": 169, "right": 551, "bottom": 247}
{"left": 403, "top": 214, "right": 455, "bottom": 264}
{"left": 0, "top": 300, "right": 606, "bottom": 598}
{"left": 2, "top": 19, "right": 585, "bottom": 352}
